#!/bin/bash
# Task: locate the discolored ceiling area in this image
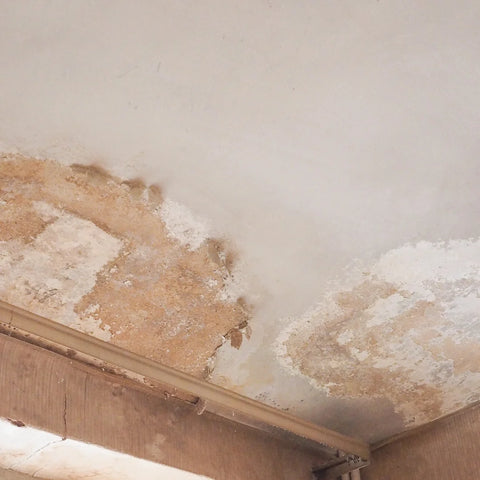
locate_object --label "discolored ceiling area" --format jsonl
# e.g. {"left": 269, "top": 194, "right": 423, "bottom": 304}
{"left": 0, "top": 156, "right": 249, "bottom": 378}
{"left": 276, "top": 241, "right": 480, "bottom": 427}
{"left": 1, "top": 0, "right": 480, "bottom": 444}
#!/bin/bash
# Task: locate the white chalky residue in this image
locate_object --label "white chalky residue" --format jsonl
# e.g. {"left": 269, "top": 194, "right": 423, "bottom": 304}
{"left": 216, "top": 258, "right": 251, "bottom": 305}
{"left": 33, "top": 200, "right": 62, "bottom": 222}
{"left": 372, "top": 240, "right": 480, "bottom": 297}
{"left": 350, "top": 347, "right": 369, "bottom": 362}
{"left": 336, "top": 329, "right": 353, "bottom": 345}
{"left": 205, "top": 278, "right": 218, "bottom": 289}
{"left": 157, "top": 197, "right": 249, "bottom": 304}
{"left": 0, "top": 205, "right": 122, "bottom": 340}
{"left": 365, "top": 293, "right": 409, "bottom": 328}
{"left": 216, "top": 272, "right": 243, "bottom": 304}
{"left": 158, "top": 198, "right": 210, "bottom": 251}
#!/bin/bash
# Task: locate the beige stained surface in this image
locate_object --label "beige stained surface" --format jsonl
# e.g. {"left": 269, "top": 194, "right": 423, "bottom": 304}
{"left": 0, "top": 155, "right": 249, "bottom": 378}
{"left": 277, "top": 247, "right": 480, "bottom": 428}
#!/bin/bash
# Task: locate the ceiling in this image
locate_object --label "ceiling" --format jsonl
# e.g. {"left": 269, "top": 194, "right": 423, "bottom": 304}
{"left": 1, "top": 0, "right": 479, "bottom": 443}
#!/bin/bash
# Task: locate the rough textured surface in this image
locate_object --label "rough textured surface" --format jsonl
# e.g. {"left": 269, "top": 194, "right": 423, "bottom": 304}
{"left": 363, "top": 403, "right": 480, "bottom": 480}
{"left": 276, "top": 240, "right": 480, "bottom": 427}
{"left": 0, "top": 155, "right": 249, "bottom": 377}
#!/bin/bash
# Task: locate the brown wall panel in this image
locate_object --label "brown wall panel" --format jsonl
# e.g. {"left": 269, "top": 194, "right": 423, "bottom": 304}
{"left": 0, "top": 334, "right": 328, "bottom": 480}
{"left": 363, "top": 404, "right": 480, "bottom": 480}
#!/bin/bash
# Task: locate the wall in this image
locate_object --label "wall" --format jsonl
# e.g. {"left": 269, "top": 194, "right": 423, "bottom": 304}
{"left": 362, "top": 404, "right": 480, "bottom": 480}
{"left": 0, "top": 470, "right": 50, "bottom": 480}
{"left": 0, "top": 417, "right": 212, "bottom": 480}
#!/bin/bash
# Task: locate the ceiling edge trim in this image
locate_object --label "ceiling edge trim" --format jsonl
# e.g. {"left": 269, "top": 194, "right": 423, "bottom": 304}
{"left": 0, "top": 299, "right": 369, "bottom": 461}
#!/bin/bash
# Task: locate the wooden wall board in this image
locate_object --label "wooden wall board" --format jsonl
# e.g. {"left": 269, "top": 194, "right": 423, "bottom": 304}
{"left": 0, "top": 469, "right": 51, "bottom": 480}
{"left": 362, "top": 403, "right": 480, "bottom": 480}
{"left": 0, "top": 333, "right": 329, "bottom": 480}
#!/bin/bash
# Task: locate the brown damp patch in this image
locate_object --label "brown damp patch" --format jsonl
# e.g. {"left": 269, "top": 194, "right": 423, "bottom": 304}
{"left": 0, "top": 195, "right": 48, "bottom": 241}
{"left": 427, "top": 337, "right": 480, "bottom": 375}
{"left": 76, "top": 241, "right": 248, "bottom": 376}
{"left": 0, "top": 163, "right": 49, "bottom": 241}
{"left": 283, "top": 278, "right": 460, "bottom": 425}
{"left": 0, "top": 154, "right": 250, "bottom": 378}
{"left": 333, "top": 279, "right": 398, "bottom": 315}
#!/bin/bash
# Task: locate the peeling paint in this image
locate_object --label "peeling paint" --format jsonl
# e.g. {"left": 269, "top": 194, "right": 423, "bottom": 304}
{"left": 276, "top": 239, "right": 480, "bottom": 426}
{"left": 158, "top": 198, "right": 210, "bottom": 251}
{"left": 0, "top": 155, "right": 250, "bottom": 377}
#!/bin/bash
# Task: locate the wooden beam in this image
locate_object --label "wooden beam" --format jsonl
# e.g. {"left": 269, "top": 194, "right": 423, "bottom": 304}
{"left": 0, "top": 300, "right": 369, "bottom": 466}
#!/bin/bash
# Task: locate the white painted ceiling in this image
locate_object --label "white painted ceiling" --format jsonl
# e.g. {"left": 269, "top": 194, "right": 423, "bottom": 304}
{"left": 1, "top": 0, "right": 480, "bottom": 442}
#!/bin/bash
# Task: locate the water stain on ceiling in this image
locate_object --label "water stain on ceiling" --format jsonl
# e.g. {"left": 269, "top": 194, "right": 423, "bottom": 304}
{"left": 0, "top": 154, "right": 250, "bottom": 378}
{"left": 2, "top": 154, "right": 480, "bottom": 442}
{"left": 276, "top": 240, "right": 480, "bottom": 427}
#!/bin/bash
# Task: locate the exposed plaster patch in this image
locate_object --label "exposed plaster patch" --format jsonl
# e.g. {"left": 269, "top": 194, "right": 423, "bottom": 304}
{"left": 276, "top": 239, "right": 480, "bottom": 426}
{"left": 216, "top": 260, "right": 250, "bottom": 306}
{"left": 33, "top": 200, "right": 62, "bottom": 222}
{"left": 0, "top": 210, "right": 121, "bottom": 340}
{"left": 0, "top": 155, "right": 250, "bottom": 377}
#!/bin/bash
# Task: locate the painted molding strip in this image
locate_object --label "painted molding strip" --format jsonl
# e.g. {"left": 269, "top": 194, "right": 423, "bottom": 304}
{"left": 0, "top": 300, "right": 369, "bottom": 460}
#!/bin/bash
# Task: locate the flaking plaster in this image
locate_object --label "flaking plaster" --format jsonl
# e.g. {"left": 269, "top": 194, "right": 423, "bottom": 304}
{"left": 0, "top": 156, "right": 249, "bottom": 378}
{"left": 276, "top": 239, "right": 480, "bottom": 427}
